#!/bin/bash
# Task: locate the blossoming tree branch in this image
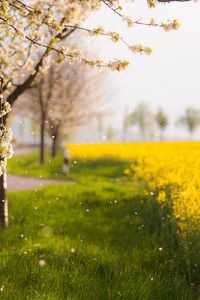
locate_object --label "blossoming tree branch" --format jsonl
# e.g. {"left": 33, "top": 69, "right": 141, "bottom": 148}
{"left": 0, "top": 0, "right": 189, "bottom": 227}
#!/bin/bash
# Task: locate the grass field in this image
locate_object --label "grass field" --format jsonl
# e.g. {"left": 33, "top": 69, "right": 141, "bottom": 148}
{"left": 7, "top": 151, "right": 129, "bottom": 181}
{"left": 1, "top": 151, "right": 199, "bottom": 299}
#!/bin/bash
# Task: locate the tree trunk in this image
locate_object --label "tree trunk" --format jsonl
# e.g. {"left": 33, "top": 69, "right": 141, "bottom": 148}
{"left": 0, "top": 171, "right": 8, "bottom": 227}
{"left": 0, "top": 101, "right": 9, "bottom": 227}
{"left": 40, "top": 113, "right": 45, "bottom": 164}
{"left": 51, "top": 132, "right": 58, "bottom": 158}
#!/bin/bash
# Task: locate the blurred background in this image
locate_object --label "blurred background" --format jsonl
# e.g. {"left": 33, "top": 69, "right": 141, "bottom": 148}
{"left": 10, "top": 0, "right": 200, "bottom": 146}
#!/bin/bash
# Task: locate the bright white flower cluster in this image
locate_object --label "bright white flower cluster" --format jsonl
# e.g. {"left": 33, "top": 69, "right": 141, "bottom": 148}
{"left": 0, "top": 127, "right": 13, "bottom": 176}
{"left": 161, "top": 20, "right": 181, "bottom": 32}
{"left": 0, "top": 101, "right": 11, "bottom": 118}
{"left": 147, "top": 0, "right": 157, "bottom": 8}
{"left": 129, "top": 44, "right": 153, "bottom": 55}
{"left": 0, "top": 84, "right": 13, "bottom": 176}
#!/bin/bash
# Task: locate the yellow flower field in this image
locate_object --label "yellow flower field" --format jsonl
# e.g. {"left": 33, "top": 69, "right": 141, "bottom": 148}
{"left": 68, "top": 142, "right": 200, "bottom": 233}
{"left": 68, "top": 142, "right": 171, "bottom": 160}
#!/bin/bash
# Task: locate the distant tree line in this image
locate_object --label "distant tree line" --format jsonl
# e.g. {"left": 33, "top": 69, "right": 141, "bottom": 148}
{"left": 123, "top": 102, "right": 200, "bottom": 141}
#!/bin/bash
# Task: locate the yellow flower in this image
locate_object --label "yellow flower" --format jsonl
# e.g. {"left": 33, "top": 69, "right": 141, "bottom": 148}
{"left": 157, "top": 191, "right": 166, "bottom": 203}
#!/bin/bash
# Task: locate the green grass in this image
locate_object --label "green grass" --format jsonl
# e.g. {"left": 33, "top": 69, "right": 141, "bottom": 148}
{"left": 7, "top": 151, "right": 129, "bottom": 181}
{"left": 1, "top": 153, "right": 199, "bottom": 299}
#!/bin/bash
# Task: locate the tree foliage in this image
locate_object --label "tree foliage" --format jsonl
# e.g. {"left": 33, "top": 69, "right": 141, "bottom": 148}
{"left": 177, "top": 108, "right": 200, "bottom": 136}
{"left": 155, "top": 108, "right": 168, "bottom": 140}
{"left": 155, "top": 108, "right": 168, "bottom": 130}
{"left": 129, "top": 102, "right": 155, "bottom": 140}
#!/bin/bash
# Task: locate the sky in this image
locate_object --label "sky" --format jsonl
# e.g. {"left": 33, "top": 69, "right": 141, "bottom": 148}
{"left": 84, "top": 0, "right": 200, "bottom": 140}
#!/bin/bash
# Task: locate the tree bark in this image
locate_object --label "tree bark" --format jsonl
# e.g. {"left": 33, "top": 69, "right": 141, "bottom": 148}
{"left": 0, "top": 172, "right": 8, "bottom": 227}
{"left": 51, "top": 132, "right": 58, "bottom": 158}
{"left": 40, "top": 113, "right": 45, "bottom": 164}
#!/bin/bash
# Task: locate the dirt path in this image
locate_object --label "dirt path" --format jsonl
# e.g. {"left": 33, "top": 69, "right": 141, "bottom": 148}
{"left": 7, "top": 174, "right": 73, "bottom": 191}
{"left": 14, "top": 147, "right": 37, "bottom": 156}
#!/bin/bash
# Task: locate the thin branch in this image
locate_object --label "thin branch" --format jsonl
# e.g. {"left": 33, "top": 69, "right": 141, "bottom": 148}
{"left": 7, "top": 27, "right": 76, "bottom": 105}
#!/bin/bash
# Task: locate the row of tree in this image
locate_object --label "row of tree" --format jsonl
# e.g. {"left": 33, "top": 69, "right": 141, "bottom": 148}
{"left": 123, "top": 103, "right": 200, "bottom": 140}
{"left": 13, "top": 58, "right": 106, "bottom": 164}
